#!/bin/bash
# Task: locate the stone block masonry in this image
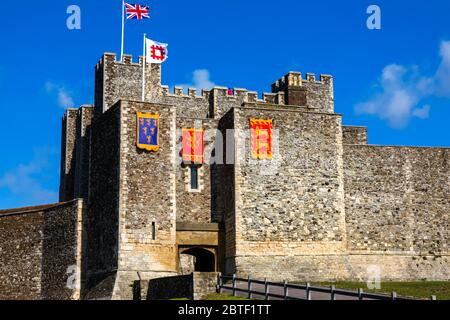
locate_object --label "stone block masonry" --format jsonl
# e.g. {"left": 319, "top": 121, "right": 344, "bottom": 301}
{"left": 271, "top": 72, "right": 334, "bottom": 112}
{"left": 343, "top": 126, "right": 368, "bottom": 145}
{"left": 60, "top": 106, "right": 94, "bottom": 202}
{"left": 117, "top": 101, "right": 177, "bottom": 266}
{"left": 344, "top": 145, "right": 450, "bottom": 254}
{"left": 0, "top": 200, "right": 84, "bottom": 300}
{"left": 74, "top": 106, "right": 93, "bottom": 200}
{"left": 59, "top": 109, "right": 78, "bottom": 202}
{"left": 85, "top": 102, "right": 121, "bottom": 292}
{"left": 175, "top": 118, "right": 220, "bottom": 224}
{"left": 226, "top": 105, "right": 348, "bottom": 279}
{"left": 0, "top": 207, "right": 45, "bottom": 299}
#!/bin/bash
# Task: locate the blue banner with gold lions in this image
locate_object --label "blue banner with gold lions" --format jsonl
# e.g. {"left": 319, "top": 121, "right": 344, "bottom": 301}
{"left": 136, "top": 112, "right": 160, "bottom": 151}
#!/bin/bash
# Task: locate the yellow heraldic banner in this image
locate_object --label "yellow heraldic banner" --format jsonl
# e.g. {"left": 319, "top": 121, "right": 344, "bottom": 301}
{"left": 250, "top": 118, "right": 273, "bottom": 160}
{"left": 136, "top": 112, "right": 160, "bottom": 151}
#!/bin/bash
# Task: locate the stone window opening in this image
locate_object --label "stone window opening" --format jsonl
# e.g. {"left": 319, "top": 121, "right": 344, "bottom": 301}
{"left": 184, "top": 164, "right": 203, "bottom": 193}
{"left": 190, "top": 166, "right": 199, "bottom": 190}
{"left": 151, "top": 221, "right": 156, "bottom": 240}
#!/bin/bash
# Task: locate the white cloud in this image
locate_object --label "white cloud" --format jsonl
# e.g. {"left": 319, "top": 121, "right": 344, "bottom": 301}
{"left": 355, "top": 40, "right": 450, "bottom": 128}
{"left": 355, "top": 64, "right": 428, "bottom": 128}
{"left": 176, "top": 69, "right": 216, "bottom": 93}
{"left": 435, "top": 41, "right": 450, "bottom": 97}
{"left": 412, "top": 104, "right": 431, "bottom": 119}
{"left": 45, "top": 81, "right": 75, "bottom": 108}
{"left": 0, "top": 147, "right": 58, "bottom": 206}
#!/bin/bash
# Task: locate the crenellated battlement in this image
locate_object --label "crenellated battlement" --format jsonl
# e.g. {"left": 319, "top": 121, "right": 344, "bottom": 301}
{"left": 271, "top": 71, "right": 333, "bottom": 93}
{"left": 94, "top": 52, "right": 162, "bottom": 116}
{"left": 270, "top": 71, "right": 334, "bottom": 112}
{"left": 95, "top": 53, "right": 145, "bottom": 70}
{"left": 160, "top": 85, "right": 211, "bottom": 100}
{"left": 94, "top": 52, "right": 334, "bottom": 118}
{"left": 159, "top": 84, "right": 285, "bottom": 106}
{"left": 209, "top": 87, "right": 285, "bottom": 105}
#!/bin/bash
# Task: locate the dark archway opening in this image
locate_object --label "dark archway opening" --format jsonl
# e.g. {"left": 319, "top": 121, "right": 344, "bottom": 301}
{"left": 181, "top": 248, "right": 215, "bottom": 272}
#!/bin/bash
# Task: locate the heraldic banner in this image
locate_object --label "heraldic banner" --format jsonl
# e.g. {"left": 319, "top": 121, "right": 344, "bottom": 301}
{"left": 250, "top": 118, "right": 273, "bottom": 160}
{"left": 137, "top": 112, "right": 160, "bottom": 151}
{"left": 182, "top": 128, "right": 204, "bottom": 164}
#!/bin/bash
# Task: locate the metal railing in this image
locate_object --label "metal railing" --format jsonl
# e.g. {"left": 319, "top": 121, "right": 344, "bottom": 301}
{"left": 216, "top": 274, "right": 437, "bottom": 301}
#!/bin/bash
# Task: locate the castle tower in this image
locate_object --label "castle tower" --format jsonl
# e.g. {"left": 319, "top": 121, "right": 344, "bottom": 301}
{"left": 59, "top": 105, "right": 93, "bottom": 202}
{"left": 271, "top": 72, "right": 334, "bottom": 112}
{"left": 78, "top": 54, "right": 178, "bottom": 299}
{"left": 94, "top": 53, "right": 162, "bottom": 116}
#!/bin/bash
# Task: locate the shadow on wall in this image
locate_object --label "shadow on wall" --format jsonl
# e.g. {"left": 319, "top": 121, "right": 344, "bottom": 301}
{"left": 133, "top": 272, "right": 219, "bottom": 300}
{"left": 81, "top": 107, "right": 122, "bottom": 299}
{"left": 135, "top": 274, "right": 193, "bottom": 300}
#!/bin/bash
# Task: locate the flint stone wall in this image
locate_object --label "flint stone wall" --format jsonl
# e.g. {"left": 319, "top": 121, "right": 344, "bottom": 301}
{"left": 234, "top": 254, "right": 450, "bottom": 282}
{"left": 175, "top": 118, "right": 219, "bottom": 223}
{"left": 86, "top": 103, "right": 121, "bottom": 291}
{"left": 74, "top": 106, "right": 93, "bottom": 200}
{"left": 342, "top": 126, "right": 368, "bottom": 145}
{"left": 59, "top": 109, "right": 78, "bottom": 202}
{"left": 111, "top": 100, "right": 178, "bottom": 300}
{"left": 225, "top": 105, "right": 347, "bottom": 275}
{"left": 344, "top": 145, "right": 450, "bottom": 254}
{"left": 0, "top": 201, "right": 82, "bottom": 300}
{"left": 179, "top": 254, "right": 196, "bottom": 275}
{"left": 233, "top": 106, "right": 346, "bottom": 243}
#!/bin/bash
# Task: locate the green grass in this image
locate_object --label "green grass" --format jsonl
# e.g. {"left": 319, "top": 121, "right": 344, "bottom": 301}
{"left": 169, "top": 293, "right": 250, "bottom": 300}
{"left": 310, "top": 281, "right": 450, "bottom": 300}
{"left": 202, "top": 293, "right": 250, "bottom": 300}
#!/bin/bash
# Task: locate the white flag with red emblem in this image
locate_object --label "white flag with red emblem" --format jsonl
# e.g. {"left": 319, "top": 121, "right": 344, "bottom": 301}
{"left": 145, "top": 38, "right": 169, "bottom": 64}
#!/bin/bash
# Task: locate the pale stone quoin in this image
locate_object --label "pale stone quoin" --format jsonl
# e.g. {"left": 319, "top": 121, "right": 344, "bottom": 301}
{"left": 0, "top": 52, "right": 449, "bottom": 300}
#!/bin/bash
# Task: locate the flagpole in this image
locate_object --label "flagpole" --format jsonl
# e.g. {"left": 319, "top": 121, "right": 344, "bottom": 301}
{"left": 121, "top": 0, "right": 125, "bottom": 61}
{"left": 142, "top": 33, "right": 146, "bottom": 101}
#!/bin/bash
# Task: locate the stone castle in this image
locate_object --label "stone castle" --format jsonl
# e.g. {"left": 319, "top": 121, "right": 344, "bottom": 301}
{"left": 0, "top": 52, "right": 449, "bottom": 300}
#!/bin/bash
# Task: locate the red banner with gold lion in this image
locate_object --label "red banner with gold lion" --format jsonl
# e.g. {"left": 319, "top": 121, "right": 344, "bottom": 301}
{"left": 250, "top": 118, "right": 273, "bottom": 160}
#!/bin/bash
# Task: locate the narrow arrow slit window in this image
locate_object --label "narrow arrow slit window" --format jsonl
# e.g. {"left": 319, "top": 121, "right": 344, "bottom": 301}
{"left": 190, "top": 166, "right": 199, "bottom": 190}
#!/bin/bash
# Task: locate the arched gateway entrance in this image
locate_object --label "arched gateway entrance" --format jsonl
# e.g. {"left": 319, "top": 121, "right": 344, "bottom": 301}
{"left": 176, "top": 222, "right": 220, "bottom": 274}
{"left": 179, "top": 247, "right": 216, "bottom": 272}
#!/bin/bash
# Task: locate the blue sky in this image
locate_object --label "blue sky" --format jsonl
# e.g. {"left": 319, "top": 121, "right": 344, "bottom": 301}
{"left": 0, "top": 0, "right": 449, "bottom": 209}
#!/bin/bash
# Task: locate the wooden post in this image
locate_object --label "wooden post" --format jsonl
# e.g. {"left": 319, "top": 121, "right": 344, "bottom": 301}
{"left": 264, "top": 278, "right": 269, "bottom": 300}
{"left": 232, "top": 274, "right": 236, "bottom": 296}
{"left": 391, "top": 292, "right": 397, "bottom": 300}
{"left": 247, "top": 275, "right": 252, "bottom": 299}
{"left": 283, "top": 280, "right": 288, "bottom": 300}
{"left": 306, "top": 282, "right": 311, "bottom": 300}
{"left": 358, "top": 288, "right": 363, "bottom": 300}
{"left": 331, "top": 285, "right": 336, "bottom": 300}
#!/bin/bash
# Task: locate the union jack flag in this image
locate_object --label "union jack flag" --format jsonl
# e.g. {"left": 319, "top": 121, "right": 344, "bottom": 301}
{"left": 125, "top": 3, "right": 150, "bottom": 20}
